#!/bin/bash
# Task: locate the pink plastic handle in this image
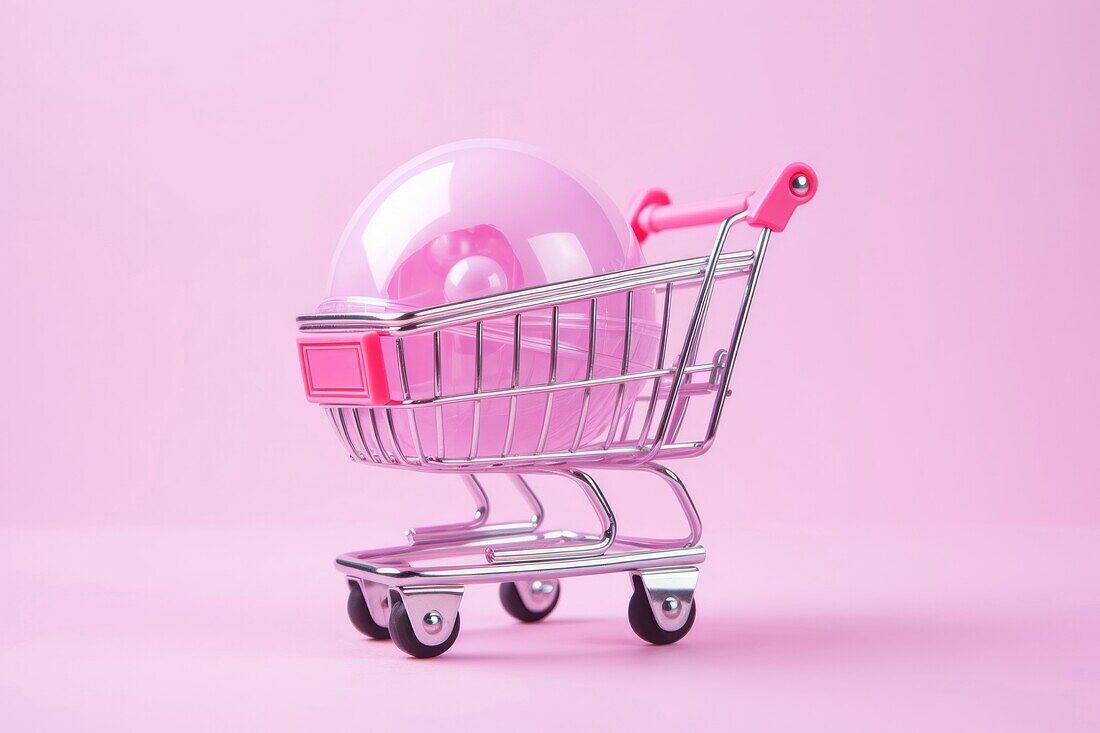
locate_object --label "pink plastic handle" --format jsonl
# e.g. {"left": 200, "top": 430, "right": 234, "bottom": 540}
{"left": 745, "top": 162, "right": 817, "bottom": 232}
{"left": 628, "top": 162, "right": 817, "bottom": 243}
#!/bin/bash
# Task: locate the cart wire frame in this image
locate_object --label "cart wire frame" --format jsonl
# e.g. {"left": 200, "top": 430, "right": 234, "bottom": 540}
{"left": 295, "top": 162, "right": 815, "bottom": 656}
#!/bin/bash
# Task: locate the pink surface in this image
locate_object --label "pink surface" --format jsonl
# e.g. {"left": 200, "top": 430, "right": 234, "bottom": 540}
{"left": 2, "top": 1, "right": 1099, "bottom": 730}
{"left": 2, "top": 524, "right": 1097, "bottom": 729}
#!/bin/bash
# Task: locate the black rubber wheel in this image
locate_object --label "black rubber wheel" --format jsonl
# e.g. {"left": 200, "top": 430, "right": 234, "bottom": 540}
{"left": 346, "top": 581, "right": 390, "bottom": 640}
{"left": 499, "top": 581, "right": 561, "bottom": 623}
{"left": 627, "top": 575, "right": 696, "bottom": 645}
{"left": 387, "top": 598, "right": 460, "bottom": 659}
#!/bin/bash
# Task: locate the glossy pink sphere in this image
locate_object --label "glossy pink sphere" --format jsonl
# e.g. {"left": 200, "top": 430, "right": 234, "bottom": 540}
{"left": 320, "top": 140, "right": 659, "bottom": 458}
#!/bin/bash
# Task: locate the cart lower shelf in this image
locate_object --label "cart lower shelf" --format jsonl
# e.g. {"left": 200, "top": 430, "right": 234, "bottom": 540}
{"left": 334, "top": 463, "right": 706, "bottom": 657}
{"left": 340, "top": 555, "right": 703, "bottom": 658}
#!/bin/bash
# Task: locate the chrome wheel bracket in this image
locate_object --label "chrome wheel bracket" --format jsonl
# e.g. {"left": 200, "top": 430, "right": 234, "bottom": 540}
{"left": 633, "top": 566, "right": 699, "bottom": 632}
{"left": 391, "top": 585, "right": 464, "bottom": 647}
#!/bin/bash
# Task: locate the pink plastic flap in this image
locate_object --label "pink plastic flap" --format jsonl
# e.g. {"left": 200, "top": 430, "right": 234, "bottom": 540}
{"left": 298, "top": 332, "right": 392, "bottom": 406}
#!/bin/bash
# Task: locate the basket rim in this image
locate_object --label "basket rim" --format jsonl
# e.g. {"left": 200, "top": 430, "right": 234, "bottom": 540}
{"left": 296, "top": 249, "right": 755, "bottom": 335}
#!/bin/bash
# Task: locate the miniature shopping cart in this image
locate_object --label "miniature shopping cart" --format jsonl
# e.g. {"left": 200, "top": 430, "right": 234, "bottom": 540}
{"left": 297, "top": 161, "right": 817, "bottom": 657}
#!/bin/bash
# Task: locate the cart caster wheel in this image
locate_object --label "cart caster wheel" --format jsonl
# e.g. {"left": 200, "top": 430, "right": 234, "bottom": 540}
{"left": 347, "top": 582, "right": 390, "bottom": 640}
{"left": 388, "top": 598, "right": 461, "bottom": 659}
{"left": 627, "top": 575, "right": 696, "bottom": 645}
{"left": 500, "top": 580, "right": 560, "bottom": 623}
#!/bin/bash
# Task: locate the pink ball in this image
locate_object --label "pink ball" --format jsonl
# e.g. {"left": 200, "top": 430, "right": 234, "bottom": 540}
{"left": 443, "top": 254, "right": 509, "bottom": 302}
{"left": 319, "top": 140, "right": 659, "bottom": 459}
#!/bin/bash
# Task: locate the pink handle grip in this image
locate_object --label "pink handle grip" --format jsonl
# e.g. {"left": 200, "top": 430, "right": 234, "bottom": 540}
{"left": 628, "top": 162, "right": 817, "bottom": 243}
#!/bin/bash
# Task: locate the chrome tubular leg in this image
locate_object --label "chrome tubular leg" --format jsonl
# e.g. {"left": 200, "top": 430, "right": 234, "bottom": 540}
{"left": 614, "top": 463, "right": 703, "bottom": 550}
{"left": 510, "top": 474, "right": 546, "bottom": 530}
{"left": 406, "top": 474, "right": 545, "bottom": 546}
{"left": 487, "top": 467, "right": 616, "bottom": 563}
{"left": 406, "top": 474, "right": 488, "bottom": 542}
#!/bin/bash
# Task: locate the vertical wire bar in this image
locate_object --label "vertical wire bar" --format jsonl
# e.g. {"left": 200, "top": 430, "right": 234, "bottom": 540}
{"left": 433, "top": 330, "right": 445, "bottom": 459}
{"left": 351, "top": 409, "right": 381, "bottom": 463}
{"left": 502, "top": 314, "right": 521, "bottom": 456}
{"left": 468, "top": 320, "right": 484, "bottom": 460}
{"left": 367, "top": 408, "right": 394, "bottom": 464}
{"left": 617, "top": 392, "right": 637, "bottom": 443}
{"left": 396, "top": 337, "right": 427, "bottom": 464}
{"left": 328, "top": 408, "right": 358, "bottom": 460}
{"left": 645, "top": 214, "right": 743, "bottom": 460}
{"left": 616, "top": 291, "right": 648, "bottom": 442}
{"left": 700, "top": 227, "right": 772, "bottom": 444}
{"left": 570, "top": 298, "right": 598, "bottom": 451}
{"left": 384, "top": 408, "right": 410, "bottom": 465}
{"left": 535, "top": 306, "right": 560, "bottom": 454}
{"left": 667, "top": 262, "right": 716, "bottom": 444}
{"left": 335, "top": 408, "right": 365, "bottom": 460}
{"left": 637, "top": 281, "right": 674, "bottom": 449}
{"left": 603, "top": 290, "right": 633, "bottom": 449}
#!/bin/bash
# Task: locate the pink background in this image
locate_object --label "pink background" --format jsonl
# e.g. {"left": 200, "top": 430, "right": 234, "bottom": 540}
{"left": 2, "top": 1, "right": 1098, "bottom": 730}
